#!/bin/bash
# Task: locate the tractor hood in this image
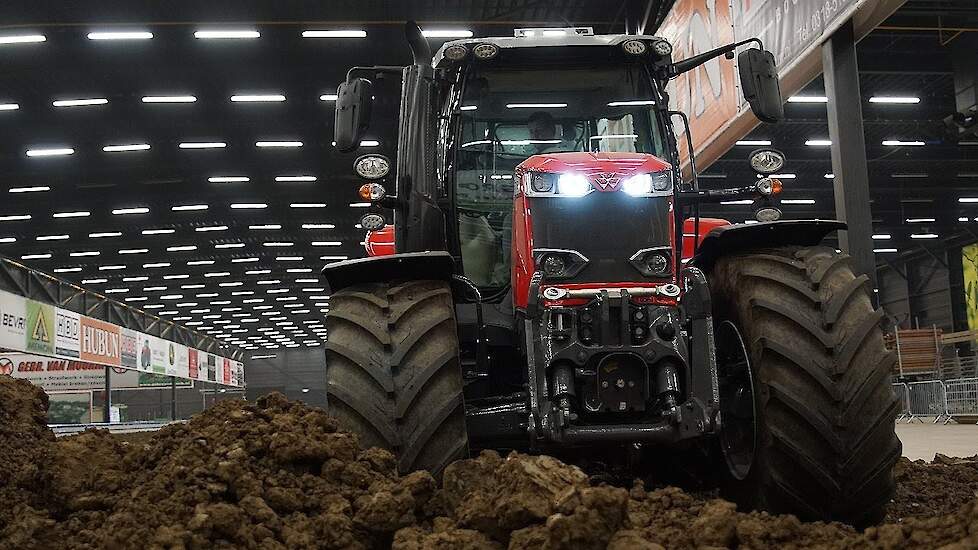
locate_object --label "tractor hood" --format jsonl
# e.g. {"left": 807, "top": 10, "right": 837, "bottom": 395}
{"left": 520, "top": 151, "right": 672, "bottom": 180}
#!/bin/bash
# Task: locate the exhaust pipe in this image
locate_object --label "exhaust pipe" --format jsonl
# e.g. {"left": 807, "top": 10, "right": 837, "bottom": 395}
{"left": 405, "top": 21, "right": 432, "bottom": 67}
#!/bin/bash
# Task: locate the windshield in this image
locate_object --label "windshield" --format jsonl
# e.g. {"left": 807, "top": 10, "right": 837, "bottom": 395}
{"left": 453, "top": 62, "right": 667, "bottom": 287}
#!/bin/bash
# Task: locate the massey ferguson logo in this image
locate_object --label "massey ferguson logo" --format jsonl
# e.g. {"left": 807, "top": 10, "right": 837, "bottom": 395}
{"left": 591, "top": 172, "right": 620, "bottom": 191}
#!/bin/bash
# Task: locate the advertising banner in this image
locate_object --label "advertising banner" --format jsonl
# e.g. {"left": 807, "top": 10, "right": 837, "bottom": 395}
{"left": 120, "top": 328, "right": 138, "bottom": 369}
{"left": 658, "top": 0, "right": 901, "bottom": 169}
{"left": 0, "top": 292, "right": 27, "bottom": 351}
{"left": 0, "top": 287, "right": 242, "bottom": 388}
{"left": 26, "top": 300, "right": 55, "bottom": 355}
{"left": 79, "top": 316, "right": 121, "bottom": 367}
{"left": 55, "top": 308, "right": 81, "bottom": 358}
{"left": 963, "top": 243, "right": 978, "bottom": 333}
{"left": 659, "top": 0, "right": 738, "bottom": 159}
{"left": 0, "top": 353, "right": 190, "bottom": 392}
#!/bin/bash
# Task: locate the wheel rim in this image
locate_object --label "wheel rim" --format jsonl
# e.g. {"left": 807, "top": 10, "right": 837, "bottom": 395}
{"left": 716, "top": 320, "right": 756, "bottom": 480}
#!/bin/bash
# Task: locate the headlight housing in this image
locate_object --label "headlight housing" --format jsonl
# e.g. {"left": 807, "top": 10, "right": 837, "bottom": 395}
{"left": 629, "top": 247, "right": 672, "bottom": 278}
{"left": 354, "top": 154, "right": 390, "bottom": 179}
{"left": 622, "top": 171, "right": 672, "bottom": 196}
{"left": 524, "top": 172, "right": 592, "bottom": 197}
{"left": 532, "top": 249, "right": 589, "bottom": 279}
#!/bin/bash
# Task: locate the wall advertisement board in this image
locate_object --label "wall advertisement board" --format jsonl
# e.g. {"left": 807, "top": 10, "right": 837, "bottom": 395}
{"left": 0, "top": 288, "right": 243, "bottom": 387}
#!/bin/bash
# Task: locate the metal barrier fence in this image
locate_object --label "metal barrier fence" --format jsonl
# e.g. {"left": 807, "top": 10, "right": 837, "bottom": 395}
{"left": 892, "top": 382, "right": 910, "bottom": 421}
{"left": 906, "top": 380, "right": 950, "bottom": 424}
{"left": 945, "top": 378, "right": 978, "bottom": 420}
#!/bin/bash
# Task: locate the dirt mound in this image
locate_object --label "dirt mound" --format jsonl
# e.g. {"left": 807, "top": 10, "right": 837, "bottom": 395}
{"left": 887, "top": 454, "right": 978, "bottom": 522}
{"left": 1, "top": 373, "right": 977, "bottom": 549}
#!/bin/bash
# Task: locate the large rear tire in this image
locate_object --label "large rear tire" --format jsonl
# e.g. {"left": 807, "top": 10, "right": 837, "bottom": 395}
{"left": 325, "top": 280, "right": 469, "bottom": 475}
{"left": 709, "top": 246, "right": 900, "bottom": 527}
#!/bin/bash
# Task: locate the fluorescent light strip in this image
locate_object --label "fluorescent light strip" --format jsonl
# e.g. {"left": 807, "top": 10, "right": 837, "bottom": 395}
{"left": 215, "top": 243, "right": 245, "bottom": 248}
{"left": 179, "top": 142, "right": 226, "bottom": 149}
{"left": 53, "top": 98, "right": 108, "bottom": 107}
{"left": 805, "top": 139, "right": 831, "bottom": 146}
{"left": 263, "top": 242, "right": 293, "bottom": 247}
{"left": 874, "top": 248, "right": 898, "bottom": 253}
{"left": 186, "top": 260, "right": 213, "bottom": 266}
{"left": 230, "top": 94, "right": 285, "bottom": 102}
{"left": 27, "top": 148, "right": 74, "bottom": 157}
{"left": 781, "top": 199, "right": 816, "bottom": 205}
{"left": 787, "top": 95, "right": 827, "bottom": 103}
{"left": 0, "top": 35, "right": 46, "bottom": 44}
{"left": 87, "top": 31, "right": 153, "bottom": 40}
{"left": 735, "top": 140, "right": 771, "bottom": 146}
{"left": 172, "top": 204, "right": 208, "bottom": 211}
{"left": 255, "top": 141, "right": 302, "bottom": 148}
{"left": 0, "top": 214, "right": 31, "bottom": 221}
{"left": 910, "top": 233, "right": 939, "bottom": 239}
{"left": 9, "top": 186, "right": 49, "bottom": 193}
{"left": 959, "top": 198, "right": 978, "bottom": 203}
{"left": 869, "top": 96, "right": 919, "bottom": 104}
{"left": 118, "top": 248, "right": 148, "bottom": 254}
{"left": 319, "top": 94, "right": 338, "bottom": 101}
{"left": 290, "top": 203, "right": 326, "bottom": 208}
{"left": 302, "top": 223, "right": 335, "bottom": 229}
{"left": 0, "top": 238, "right": 16, "bottom": 243}
{"left": 459, "top": 105, "right": 477, "bottom": 111}
{"left": 905, "top": 217, "right": 935, "bottom": 223}
{"left": 36, "top": 234, "right": 69, "bottom": 241}
{"left": 103, "top": 144, "right": 150, "bottom": 152}
{"left": 230, "top": 203, "right": 267, "bottom": 209}
{"left": 195, "top": 225, "right": 228, "bottom": 232}
{"left": 89, "top": 231, "right": 120, "bottom": 237}
{"left": 208, "top": 176, "right": 249, "bottom": 183}
{"left": 302, "top": 30, "right": 366, "bottom": 38}
{"left": 506, "top": 103, "right": 568, "bottom": 108}
{"left": 54, "top": 267, "right": 81, "bottom": 273}
{"left": 607, "top": 100, "right": 656, "bottom": 106}
{"left": 421, "top": 30, "right": 473, "bottom": 38}
{"left": 112, "top": 207, "right": 149, "bottom": 215}
{"left": 720, "top": 200, "right": 753, "bottom": 205}
{"left": 359, "top": 140, "right": 379, "bottom": 147}
{"left": 141, "top": 228, "right": 174, "bottom": 235}
{"left": 872, "top": 234, "right": 891, "bottom": 240}
{"left": 249, "top": 224, "right": 282, "bottom": 230}
{"left": 349, "top": 202, "right": 370, "bottom": 208}
{"left": 22, "top": 254, "right": 51, "bottom": 260}
{"left": 194, "top": 30, "right": 260, "bottom": 39}
{"left": 0, "top": 103, "right": 20, "bottom": 111}
{"left": 892, "top": 173, "right": 928, "bottom": 178}
{"left": 312, "top": 241, "right": 342, "bottom": 246}
{"left": 142, "top": 95, "right": 196, "bottom": 103}
{"left": 276, "top": 175, "right": 317, "bottom": 182}
{"left": 882, "top": 140, "right": 925, "bottom": 146}
{"left": 166, "top": 245, "right": 197, "bottom": 252}
{"left": 82, "top": 278, "right": 107, "bottom": 284}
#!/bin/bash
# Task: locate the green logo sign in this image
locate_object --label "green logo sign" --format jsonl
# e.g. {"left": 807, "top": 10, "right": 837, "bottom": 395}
{"left": 26, "top": 301, "right": 54, "bottom": 354}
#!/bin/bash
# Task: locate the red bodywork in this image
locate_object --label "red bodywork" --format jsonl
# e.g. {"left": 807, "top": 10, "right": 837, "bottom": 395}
{"left": 512, "top": 152, "right": 730, "bottom": 310}
{"left": 362, "top": 151, "right": 732, "bottom": 310}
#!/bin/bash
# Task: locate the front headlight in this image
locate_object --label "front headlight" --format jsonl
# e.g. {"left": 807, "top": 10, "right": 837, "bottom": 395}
{"left": 622, "top": 174, "right": 653, "bottom": 196}
{"left": 556, "top": 174, "right": 591, "bottom": 197}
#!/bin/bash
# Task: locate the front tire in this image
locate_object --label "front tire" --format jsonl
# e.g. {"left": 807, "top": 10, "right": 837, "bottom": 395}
{"left": 710, "top": 246, "right": 901, "bottom": 526}
{"left": 325, "top": 280, "right": 469, "bottom": 475}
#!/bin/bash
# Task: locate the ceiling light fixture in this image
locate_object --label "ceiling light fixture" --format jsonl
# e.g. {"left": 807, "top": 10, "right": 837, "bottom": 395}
{"left": 0, "top": 35, "right": 46, "bottom": 45}
{"left": 36, "top": 234, "right": 69, "bottom": 241}
{"left": 142, "top": 95, "right": 197, "bottom": 103}
{"left": 112, "top": 207, "right": 149, "bottom": 215}
{"left": 103, "top": 144, "right": 150, "bottom": 152}
{"left": 787, "top": 95, "right": 827, "bottom": 103}
{"left": 194, "top": 30, "right": 260, "bottom": 39}
{"left": 87, "top": 31, "right": 153, "bottom": 40}
{"left": 319, "top": 94, "right": 338, "bottom": 101}
{"left": 805, "top": 139, "right": 831, "bottom": 146}
{"left": 882, "top": 140, "right": 925, "bottom": 146}
{"left": 171, "top": 204, "right": 208, "bottom": 211}
{"left": 195, "top": 225, "right": 228, "bottom": 232}
{"left": 0, "top": 214, "right": 31, "bottom": 221}
{"left": 89, "top": 231, "right": 120, "bottom": 237}
{"left": 869, "top": 96, "right": 920, "bottom": 104}
{"left": 26, "top": 148, "right": 74, "bottom": 157}
{"left": 9, "top": 186, "right": 49, "bottom": 193}
{"left": 179, "top": 142, "right": 226, "bottom": 149}
{"left": 0, "top": 103, "right": 20, "bottom": 111}
{"left": 53, "top": 98, "right": 108, "bottom": 107}
{"left": 141, "top": 228, "right": 175, "bottom": 235}
{"left": 275, "top": 175, "right": 317, "bottom": 182}
{"left": 230, "top": 203, "right": 267, "bottom": 209}
{"left": 70, "top": 251, "right": 100, "bottom": 257}
{"left": 302, "top": 30, "right": 366, "bottom": 38}
{"left": 230, "top": 94, "right": 285, "bottom": 102}
{"left": 208, "top": 176, "right": 249, "bottom": 183}
{"left": 735, "top": 140, "right": 772, "bottom": 146}
{"left": 255, "top": 141, "right": 302, "bottom": 148}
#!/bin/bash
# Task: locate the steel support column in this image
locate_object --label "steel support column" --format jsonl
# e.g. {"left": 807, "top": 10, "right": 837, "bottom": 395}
{"left": 823, "top": 19, "right": 877, "bottom": 290}
{"left": 104, "top": 366, "right": 112, "bottom": 423}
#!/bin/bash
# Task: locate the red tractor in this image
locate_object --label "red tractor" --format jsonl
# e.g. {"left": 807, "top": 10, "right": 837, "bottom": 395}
{"left": 323, "top": 23, "right": 900, "bottom": 526}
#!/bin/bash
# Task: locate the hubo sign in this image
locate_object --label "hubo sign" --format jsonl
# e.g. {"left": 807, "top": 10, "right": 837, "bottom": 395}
{"left": 0, "top": 287, "right": 244, "bottom": 388}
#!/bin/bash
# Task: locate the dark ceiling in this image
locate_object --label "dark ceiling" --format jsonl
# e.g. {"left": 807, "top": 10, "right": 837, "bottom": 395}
{"left": 0, "top": 0, "right": 669, "bottom": 352}
{"left": 0, "top": 0, "right": 975, "bottom": 352}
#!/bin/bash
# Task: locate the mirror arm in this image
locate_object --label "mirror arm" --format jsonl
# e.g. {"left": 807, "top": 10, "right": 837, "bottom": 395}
{"left": 668, "top": 38, "right": 763, "bottom": 77}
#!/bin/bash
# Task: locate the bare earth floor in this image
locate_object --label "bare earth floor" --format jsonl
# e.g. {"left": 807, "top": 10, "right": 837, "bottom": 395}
{"left": 896, "top": 420, "right": 978, "bottom": 460}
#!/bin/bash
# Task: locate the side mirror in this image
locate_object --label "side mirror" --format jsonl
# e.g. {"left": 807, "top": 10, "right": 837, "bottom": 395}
{"left": 334, "top": 77, "right": 374, "bottom": 152}
{"left": 738, "top": 48, "right": 783, "bottom": 123}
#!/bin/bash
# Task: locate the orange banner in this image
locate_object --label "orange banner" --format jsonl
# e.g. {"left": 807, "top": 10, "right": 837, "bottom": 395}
{"left": 79, "top": 316, "right": 121, "bottom": 366}
{"left": 658, "top": 0, "right": 739, "bottom": 162}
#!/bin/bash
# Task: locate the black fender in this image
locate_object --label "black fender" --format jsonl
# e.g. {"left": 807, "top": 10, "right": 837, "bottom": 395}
{"left": 321, "top": 251, "right": 455, "bottom": 294}
{"left": 688, "top": 219, "right": 845, "bottom": 273}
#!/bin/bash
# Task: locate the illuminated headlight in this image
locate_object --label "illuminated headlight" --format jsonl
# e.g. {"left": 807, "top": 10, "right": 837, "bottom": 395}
{"left": 629, "top": 248, "right": 672, "bottom": 277}
{"left": 651, "top": 39, "right": 672, "bottom": 56}
{"left": 443, "top": 44, "right": 469, "bottom": 61}
{"left": 621, "top": 39, "right": 647, "bottom": 55}
{"left": 557, "top": 173, "right": 591, "bottom": 196}
{"left": 360, "top": 213, "right": 386, "bottom": 231}
{"left": 755, "top": 207, "right": 782, "bottom": 222}
{"left": 472, "top": 43, "right": 500, "bottom": 59}
{"left": 623, "top": 174, "right": 653, "bottom": 196}
{"left": 359, "top": 183, "right": 386, "bottom": 201}
{"left": 354, "top": 154, "right": 390, "bottom": 179}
